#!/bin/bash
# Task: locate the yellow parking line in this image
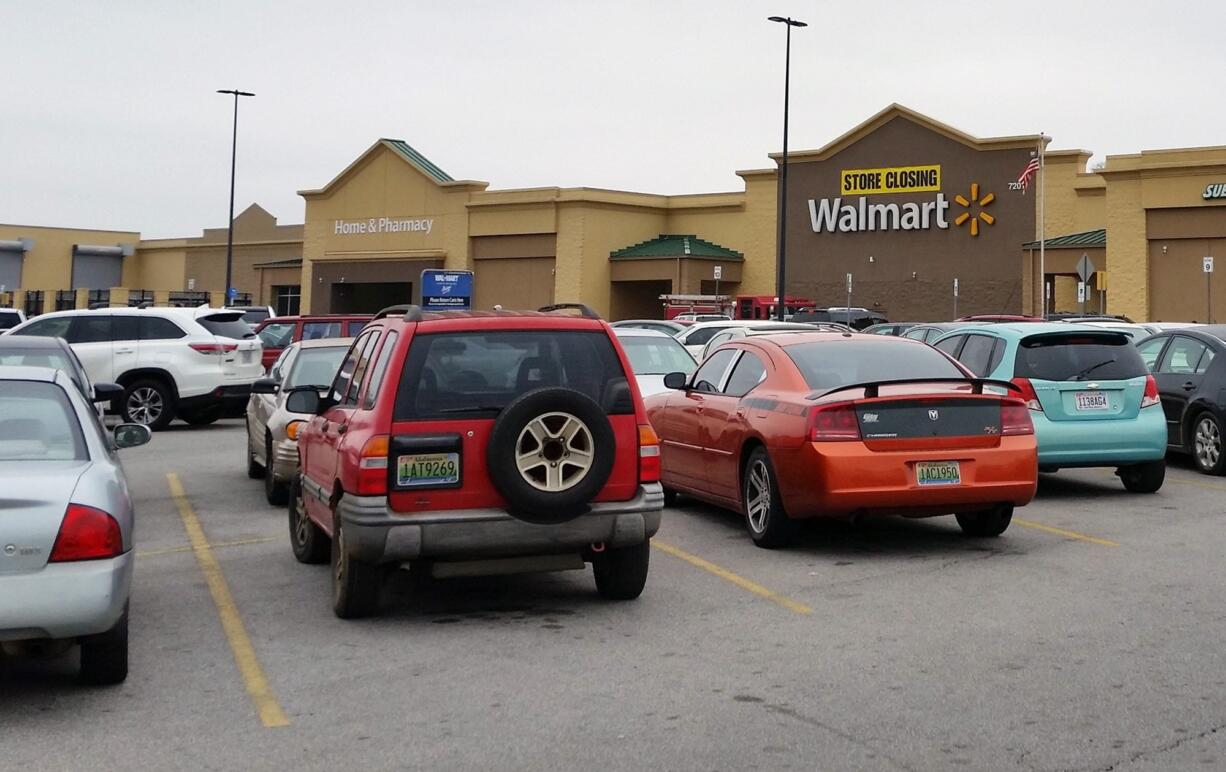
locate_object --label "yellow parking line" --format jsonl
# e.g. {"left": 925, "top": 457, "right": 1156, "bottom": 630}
{"left": 652, "top": 539, "right": 813, "bottom": 615}
{"left": 1013, "top": 518, "right": 1119, "bottom": 547}
{"left": 166, "top": 473, "right": 290, "bottom": 729}
{"left": 137, "top": 536, "right": 280, "bottom": 559}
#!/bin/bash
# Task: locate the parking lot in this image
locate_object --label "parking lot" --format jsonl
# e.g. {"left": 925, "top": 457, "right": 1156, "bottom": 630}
{"left": 3, "top": 419, "right": 1225, "bottom": 771}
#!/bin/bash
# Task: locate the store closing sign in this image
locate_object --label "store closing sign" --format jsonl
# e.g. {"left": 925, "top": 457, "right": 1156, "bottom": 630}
{"left": 421, "top": 270, "right": 473, "bottom": 310}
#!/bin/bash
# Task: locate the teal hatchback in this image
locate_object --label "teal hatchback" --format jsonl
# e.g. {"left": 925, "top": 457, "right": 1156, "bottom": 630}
{"left": 931, "top": 323, "right": 1166, "bottom": 492}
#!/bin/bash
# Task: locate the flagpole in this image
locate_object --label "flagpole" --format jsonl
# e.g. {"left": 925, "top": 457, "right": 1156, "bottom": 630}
{"left": 1039, "top": 134, "right": 1047, "bottom": 317}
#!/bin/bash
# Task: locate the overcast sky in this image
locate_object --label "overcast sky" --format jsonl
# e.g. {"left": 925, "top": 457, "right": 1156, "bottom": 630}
{"left": 5, "top": 0, "right": 1223, "bottom": 238}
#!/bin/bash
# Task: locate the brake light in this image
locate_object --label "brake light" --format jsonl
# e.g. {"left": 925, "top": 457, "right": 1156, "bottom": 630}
{"left": 1141, "top": 374, "right": 1160, "bottom": 408}
{"left": 49, "top": 504, "right": 123, "bottom": 562}
{"left": 356, "top": 435, "right": 389, "bottom": 495}
{"left": 1000, "top": 399, "right": 1034, "bottom": 436}
{"left": 189, "top": 342, "right": 238, "bottom": 356}
{"left": 808, "top": 403, "right": 861, "bottom": 442}
{"left": 1010, "top": 377, "right": 1043, "bottom": 411}
{"left": 638, "top": 424, "right": 661, "bottom": 483}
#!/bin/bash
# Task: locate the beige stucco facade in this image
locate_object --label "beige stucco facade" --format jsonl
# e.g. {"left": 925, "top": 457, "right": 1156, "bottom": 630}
{"left": 4, "top": 105, "right": 1225, "bottom": 323}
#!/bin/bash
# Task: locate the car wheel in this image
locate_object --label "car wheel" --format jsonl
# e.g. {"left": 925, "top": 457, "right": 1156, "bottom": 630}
{"left": 246, "top": 421, "right": 265, "bottom": 479}
{"left": 1192, "top": 413, "right": 1226, "bottom": 475}
{"left": 662, "top": 487, "right": 679, "bottom": 507}
{"left": 1119, "top": 459, "right": 1166, "bottom": 493}
{"left": 592, "top": 540, "right": 650, "bottom": 600}
{"left": 955, "top": 504, "right": 1014, "bottom": 537}
{"left": 486, "top": 387, "right": 616, "bottom": 525}
{"left": 264, "top": 436, "right": 289, "bottom": 505}
{"left": 742, "top": 446, "right": 798, "bottom": 549}
{"left": 331, "top": 508, "right": 382, "bottom": 618}
{"left": 79, "top": 606, "right": 128, "bottom": 686}
{"left": 288, "top": 477, "right": 328, "bottom": 564}
{"left": 122, "top": 379, "right": 174, "bottom": 430}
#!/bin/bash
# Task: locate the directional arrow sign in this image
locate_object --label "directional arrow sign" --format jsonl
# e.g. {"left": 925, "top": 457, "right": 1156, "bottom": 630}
{"left": 1076, "top": 253, "right": 1096, "bottom": 283}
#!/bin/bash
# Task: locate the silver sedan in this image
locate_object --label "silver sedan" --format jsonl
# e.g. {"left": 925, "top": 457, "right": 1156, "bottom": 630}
{"left": 246, "top": 338, "right": 351, "bottom": 505}
{"left": 0, "top": 367, "right": 150, "bottom": 685}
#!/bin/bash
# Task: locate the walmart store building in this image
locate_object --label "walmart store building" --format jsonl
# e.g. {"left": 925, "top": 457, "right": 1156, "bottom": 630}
{"left": 3, "top": 104, "right": 1225, "bottom": 322}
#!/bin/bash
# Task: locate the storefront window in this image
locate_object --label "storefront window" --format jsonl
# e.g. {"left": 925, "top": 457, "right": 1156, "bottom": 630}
{"left": 274, "top": 285, "right": 301, "bottom": 316}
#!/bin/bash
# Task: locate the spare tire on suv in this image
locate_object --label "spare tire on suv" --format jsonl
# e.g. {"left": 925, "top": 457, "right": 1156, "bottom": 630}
{"left": 486, "top": 387, "right": 616, "bottom": 525}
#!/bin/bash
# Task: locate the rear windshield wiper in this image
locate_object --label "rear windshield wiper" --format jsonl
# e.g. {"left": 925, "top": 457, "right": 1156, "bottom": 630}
{"left": 1069, "top": 360, "right": 1115, "bottom": 381}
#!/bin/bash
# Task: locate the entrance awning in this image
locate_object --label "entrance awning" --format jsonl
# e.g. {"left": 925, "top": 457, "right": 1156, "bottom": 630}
{"left": 609, "top": 234, "right": 744, "bottom": 286}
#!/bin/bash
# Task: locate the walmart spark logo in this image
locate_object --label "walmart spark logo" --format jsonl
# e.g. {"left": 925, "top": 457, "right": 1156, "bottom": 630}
{"left": 953, "top": 183, "right": 995, "bottom": 237}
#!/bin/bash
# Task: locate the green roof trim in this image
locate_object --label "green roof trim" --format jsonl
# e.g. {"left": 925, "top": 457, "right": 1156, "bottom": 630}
{"left": 610, "top": 234, "right": 744, "bottom": 260}
{"left": 383, "top": 140, "right": 454, "bottom": 183}
{"left": 1023, "top": 228, "right": 1106, "bottom": 249}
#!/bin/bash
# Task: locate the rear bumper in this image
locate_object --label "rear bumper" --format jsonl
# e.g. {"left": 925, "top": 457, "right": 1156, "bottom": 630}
{"left": 179, "top": 384, "right": 252, "bottom": 417}
{"left": 774, "top": 437, "right": 1038, "bottom": 518}
{"left": 0, "top": 551, "right": 132, "bottom": 641}
{"left": 1034, "top": 408, "right": 1167, "bottom": 467}
{"left": 336, "top": 483, "right": 665, "bottom": 564}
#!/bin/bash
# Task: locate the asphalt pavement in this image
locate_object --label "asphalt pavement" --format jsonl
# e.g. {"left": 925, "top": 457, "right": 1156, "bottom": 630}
{"left": 3, "top": 420, "right": 1225, "bottom": 771}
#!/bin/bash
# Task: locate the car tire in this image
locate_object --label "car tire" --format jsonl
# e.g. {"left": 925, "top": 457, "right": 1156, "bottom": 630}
{"left": 662, "top": 487, "right": 679, "bottom": 507}
{"left": 246, "top": 422, "right": 265, "bottom": 479}
{"left": 592, "top": 540, "right": 650, "bottom": 600}
{"left": 288, "top": 477, "right": 328, "bottom": 564}
{"left": 122, "top": 379, "right": 175, "bottom": 430}
{"left": 486, "top": 387, "right": 616, "bottom": 525}
{"left": 331, "top": 508, "right": 382, "bottom": 618}
{"left": 955, "top": 504, "right": 1014, "bottom": 537}
{"left": 79, "top": 606, "right": 128, "bottom": 686}
{"left": 1191, "top": 412, "right": 1226, "bottom": 475}
{"left": 264, "top": 436, "right": 289, "bottom": 505}
{"left": 742, "top": 446, "right": 798, "bottom": 549}
{"left": 1119, "top": 459, "right": 1166, "bottom": 493}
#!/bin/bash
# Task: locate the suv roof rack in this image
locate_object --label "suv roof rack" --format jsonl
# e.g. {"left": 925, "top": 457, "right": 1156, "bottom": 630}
{"left": 373, "top": 304, "right": 424, "bottom": 321}
{"left": 537, "top": 303, "right": 601, "bottom": 320}
{"left": 88, "top": 302, "right": 112, "bottom": 310}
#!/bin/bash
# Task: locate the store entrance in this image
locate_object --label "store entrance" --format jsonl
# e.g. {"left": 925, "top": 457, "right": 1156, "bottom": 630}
{"left": 329, "top": 282, "right": 412, "bottom": 313}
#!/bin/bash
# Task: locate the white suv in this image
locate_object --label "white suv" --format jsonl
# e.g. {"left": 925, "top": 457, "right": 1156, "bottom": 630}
{"left": 0, "top": 308, "right": 25, "bottom": 330}
{"left": 5, "top": 306, "right": 263, "bottom": 429}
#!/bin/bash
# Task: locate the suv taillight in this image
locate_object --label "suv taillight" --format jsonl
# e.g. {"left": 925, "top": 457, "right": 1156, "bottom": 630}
{"left": 808, "top": 403, "right": 860, "bottom": 442}
{"left": 189, "top": 342, "right": 238, "bottom": 356}
{"left": 1142, "top": 374, "right": 1161, "bottom": 408}
{"left": 638, "top": 424, "right": 660, "bottom": 483}
{"left": 1000, "top": 399, "right": 1035, "bottom": 436}
{"left": 357, "top": 435, "right": 389, "bottom": 495}
{"left": 49, "top": 504, "right": 123, "bottom": 562}
{"left": 1010, "top": 377, "right": 1043, "bottom": 411}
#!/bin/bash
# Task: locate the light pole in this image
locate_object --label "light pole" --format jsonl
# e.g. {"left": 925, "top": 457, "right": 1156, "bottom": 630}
{"left": 217, "top": 89, "right": 255, "bottom": 306}
{"left": 768, "top": 16, "right": 806, "bottom": 321}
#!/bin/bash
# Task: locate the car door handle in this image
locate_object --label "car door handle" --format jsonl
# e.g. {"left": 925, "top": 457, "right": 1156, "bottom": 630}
{"left": 115, "top": 347, "right": 135, "bottom": 354}
{"left": 336, "top": 423, "right": 347, "bottom": 435}
{"left": 1183, "top": 382, "right": 1197, "bottom": 391}
{"left": 736, "top": 408, "right": 747, "bottom": 418}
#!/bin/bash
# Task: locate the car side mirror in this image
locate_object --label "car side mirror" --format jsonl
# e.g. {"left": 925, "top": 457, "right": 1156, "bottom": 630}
{"left": 285, "top": 386, "right": 327, "bottom": 415}
{"left": 251, "top": 377, "right": 280, "bottom": 395}
{"left": 663, "top": 372, "right": 689, "bottom": 390}
{"left": 92, "top": 382, "right": 124, "bottom": 403}
{"left": 113, "top": 423, "right": 152, "bottom": 449}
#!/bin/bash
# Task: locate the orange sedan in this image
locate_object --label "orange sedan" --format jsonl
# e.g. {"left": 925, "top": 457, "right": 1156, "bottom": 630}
{"left": 644, "top": 333, "right": 1038, "bottom": 547}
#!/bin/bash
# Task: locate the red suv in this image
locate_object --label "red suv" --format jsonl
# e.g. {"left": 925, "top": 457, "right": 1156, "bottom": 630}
{"left": 253, "top": 315, "right": 373, "bottom": 370}
{"left": 284, "top": 304, "right": 664, "bottom": 618}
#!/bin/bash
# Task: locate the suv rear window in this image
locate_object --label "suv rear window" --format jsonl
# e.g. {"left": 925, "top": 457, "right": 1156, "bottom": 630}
{"left": 1015, "top": 333, "right": 1146, "bottom": 381}
{"left": 786, "top": 340, "right": 965, "bottom": 390}
{"left": 394, "top": 330, "right": 631, "bottom": 420}
{"left": 197, "top": 313, "right": 255, "bottom": 339}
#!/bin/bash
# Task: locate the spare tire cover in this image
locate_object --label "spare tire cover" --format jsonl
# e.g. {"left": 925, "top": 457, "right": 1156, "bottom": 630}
{"left": 486, "top": 387, "right": 616, "bottom": 525}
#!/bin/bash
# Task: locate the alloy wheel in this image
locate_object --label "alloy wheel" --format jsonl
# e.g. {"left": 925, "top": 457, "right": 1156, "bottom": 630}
{"left": 1195, "top": 417, "right": 1221, "bottom": 470}
{"left": 514, "top": 412, "right": 594, "bottom": 492}
{"left": 293, "top": 489, "right": 310, "bottom": 546}
{"left": 746, "top": 459, "right": 772, "bottom": 533}
{"left": 127, "top": 387, "right": 163, "bottom": 425}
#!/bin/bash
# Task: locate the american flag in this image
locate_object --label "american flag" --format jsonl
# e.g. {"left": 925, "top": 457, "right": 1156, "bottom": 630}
{"left": 1017, "top": 157, "right": 1041, "bottom": 192}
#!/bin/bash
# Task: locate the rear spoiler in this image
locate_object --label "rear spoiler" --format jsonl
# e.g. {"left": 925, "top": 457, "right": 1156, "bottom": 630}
{"left": 807, "top": 377, "right": 1022, "bottom": 401}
